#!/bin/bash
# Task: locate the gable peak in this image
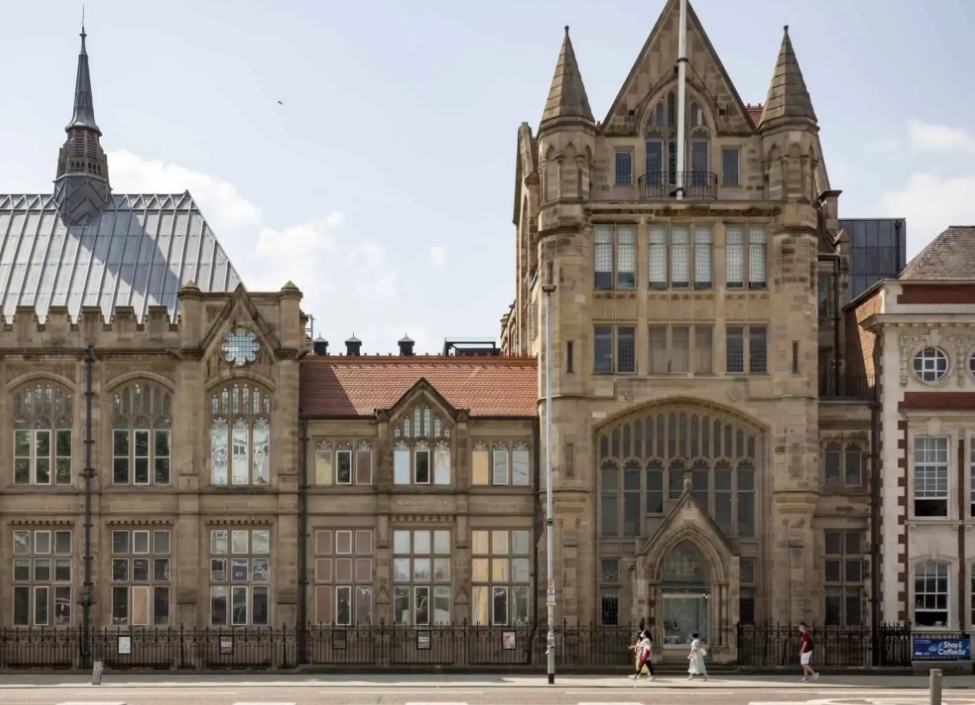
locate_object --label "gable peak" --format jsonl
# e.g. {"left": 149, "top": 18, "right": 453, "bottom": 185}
{"left": 760, "top": 25, "right": 817, "bottom": 128}
{"left": 539, "top": 25, "right": 594, "bottom": 129}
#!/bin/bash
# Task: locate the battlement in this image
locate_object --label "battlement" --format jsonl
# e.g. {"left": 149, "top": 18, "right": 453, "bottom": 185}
{"left": 0, "top": 282, "right": 305, "bottom": 352}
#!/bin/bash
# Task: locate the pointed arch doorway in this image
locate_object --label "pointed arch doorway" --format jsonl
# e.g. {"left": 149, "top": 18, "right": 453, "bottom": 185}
{"left": 660, "top": 541, "right": 710, "bottom": 647}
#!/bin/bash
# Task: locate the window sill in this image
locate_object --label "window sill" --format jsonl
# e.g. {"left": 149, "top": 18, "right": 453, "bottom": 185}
{"left": 308, "top": 485, "right": 376, "bottom": 492}
{"left": 6, "top": 484, "right": 80, "bottom": 491}
{"left": 104, "top": 484, "right": 177, "bottom": 492}
{"left": 202, "top": 485, "right": 276, "bottom": 494}
{"left": 469, "top": 484, "right": 534, "bottom": 492}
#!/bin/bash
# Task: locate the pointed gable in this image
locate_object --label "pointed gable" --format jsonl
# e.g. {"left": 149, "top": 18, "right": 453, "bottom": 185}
{"left": 760, "top": 26, "right": 817, "bottom": 127}
{"left": 540, "top": 27, "right": 594, "bottom": 128}
{"left": 384, "top": 378, "right": 461, "bottom": 422}
{"left": 199, "top": 284, "right": 283, "bottom": 368}
{"left": 602, "top": 0, "right": 756, "bottom": 136}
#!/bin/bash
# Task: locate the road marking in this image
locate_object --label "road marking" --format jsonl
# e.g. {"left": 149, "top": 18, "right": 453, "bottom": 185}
{"left": 233, "top": 702, "right": 297, "bottom": 705}
{"left": 405, "top": 702, "right": 469, "bottom": 705}
{"left": 579, "top": 702, "right": 645, "bottom": 705}
{"left": 58, "top": 702, "right": 128, "bottom": 705}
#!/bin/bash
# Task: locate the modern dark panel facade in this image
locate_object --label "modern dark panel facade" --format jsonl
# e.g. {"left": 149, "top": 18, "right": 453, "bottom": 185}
{"left": 840, "top": 218, "right": 908, "bottom": 301}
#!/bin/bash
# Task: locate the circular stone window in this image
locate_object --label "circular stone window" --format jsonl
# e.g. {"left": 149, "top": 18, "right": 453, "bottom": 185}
{"left": 913, "top": 347, "right": 949, "bottom": 383}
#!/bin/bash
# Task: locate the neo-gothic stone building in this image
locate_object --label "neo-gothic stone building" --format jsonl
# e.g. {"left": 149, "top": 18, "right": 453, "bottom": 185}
{"left": 499, "top": 0, "right": 879, "bottom": 659}
{"left": 0, "top": 26, "right": 541, "bottom": 653}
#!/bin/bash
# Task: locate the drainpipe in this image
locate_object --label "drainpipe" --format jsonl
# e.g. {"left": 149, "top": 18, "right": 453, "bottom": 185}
{"left": 869, "top": 400, "right": 882, "bottom": 664}
{"left": 531, "top": 415, "right": 541, "bottom": 659}
{"left": 82, "top": 344, "right": 95, "bottom": 662}
{"left": 297, "top": 415, "right": 309, "bottom": 663}
{"left": 831, "top": 256, "right": 841, "bottom": 394}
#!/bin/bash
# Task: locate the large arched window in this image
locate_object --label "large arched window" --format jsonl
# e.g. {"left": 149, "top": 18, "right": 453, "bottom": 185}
{"left": 598, "top": 409, "right": 759, "bottom": 539}
{"left": 112, "top": 383, "right": 172, "bottom": 486}
{"left": 642, "top": 93, "right": 712, "bottom": 188}
{"left": 210, "top": 382, "right": 271, "bottom": 486}
{"left": 13, "top": 383, "right": 73, "bottom": 485}
{"left": 393, "top": 403, "right": 452, "bottom": 486}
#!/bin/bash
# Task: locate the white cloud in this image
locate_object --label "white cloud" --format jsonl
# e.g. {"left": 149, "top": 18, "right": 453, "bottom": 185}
{"left": 907, "top": 119, "right": 975, "bottom": 155}
{"left": 108, "top": 150, "right": 410, "bottom": 348}
{"left": 877, "top": 172, "right": 975, "bottom": 258}
{"left": 429, "top": 245, "right": 449, "bottom": 269}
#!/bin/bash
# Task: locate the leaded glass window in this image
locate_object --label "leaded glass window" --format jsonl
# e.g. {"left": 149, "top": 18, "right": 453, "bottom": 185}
{"left": 393, "top": 404, "right": 452, "bottom": 485}
{"left": 112, "top": 384, "right": 171, "bottom": 486}
{"left": 12, "top": 383, "right": 73, "bottom": 486}
{"left": 598, "top": 409, "right": 760, "bottom": 539}
{"left": 210, "top": 383, "right": 272, "bottom": 486}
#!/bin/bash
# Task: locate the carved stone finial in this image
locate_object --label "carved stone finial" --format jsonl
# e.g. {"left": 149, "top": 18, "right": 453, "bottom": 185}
{"left": 683, "top": 475, "right": 692, "bottom": 493}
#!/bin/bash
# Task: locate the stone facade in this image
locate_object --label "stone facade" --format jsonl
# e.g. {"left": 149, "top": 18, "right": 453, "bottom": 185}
{"left": 500, "top": 0, "right": 872, "bottom": 658}
{"left": 0, "top": 283, "right": 306, "bottom": 630}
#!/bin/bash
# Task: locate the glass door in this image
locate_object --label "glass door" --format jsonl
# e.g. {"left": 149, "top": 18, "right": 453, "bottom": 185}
{"left": 662, "top": 594, "right": 709, "bottom": 647}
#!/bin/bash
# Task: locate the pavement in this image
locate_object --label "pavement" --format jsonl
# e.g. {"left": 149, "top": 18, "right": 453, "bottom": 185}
{"left": 2, "top": 673, "right": 975, "bottom": 705}
{"left": 1, "top": 672, "right": 973, "bottom": 689}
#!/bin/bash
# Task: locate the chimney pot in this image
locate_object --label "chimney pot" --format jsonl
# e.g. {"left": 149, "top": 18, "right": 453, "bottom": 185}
{"left": 398, "top": 334, "right": 415, "bottom": 356}
{"left": 345, "top": 335, "right": 362, "bottom": 357}
{"left": 313, "top": 336, "right": 328, "bottom": 356}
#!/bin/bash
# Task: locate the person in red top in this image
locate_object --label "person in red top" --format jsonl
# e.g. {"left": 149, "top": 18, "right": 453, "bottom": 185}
{"left": 799, "top": 623, "right": 818, "bottom": 681}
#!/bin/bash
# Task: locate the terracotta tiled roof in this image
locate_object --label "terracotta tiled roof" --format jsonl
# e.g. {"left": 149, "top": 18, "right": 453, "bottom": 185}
{"left": 899, "top": 226, "right": 975, "bottom": 281}
{"left": 745, "top": 104, "right": 764, "bottom": 127}
{"left": 300, "top": 356, "right": 539, "bottom": 418}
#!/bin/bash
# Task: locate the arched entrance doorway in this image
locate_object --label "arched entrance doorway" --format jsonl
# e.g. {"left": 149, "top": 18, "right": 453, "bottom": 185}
{"left": 660, "top": 541, "right": 710, "bottom": 646}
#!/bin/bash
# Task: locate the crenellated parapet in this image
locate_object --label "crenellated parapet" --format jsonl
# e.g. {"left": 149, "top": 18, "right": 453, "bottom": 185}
{"left": 0, "top": 281, "right": 305, "bottom": 354}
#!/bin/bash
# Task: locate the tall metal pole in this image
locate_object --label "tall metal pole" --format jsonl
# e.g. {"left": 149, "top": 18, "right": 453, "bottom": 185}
{"left": 83, "top": 344, "right": 95, "bottom": 664}
{"left": 542, "top": 281, "right": 556, "bottom": 684}
{"left": 675, "top": 0, "right": 688, "bottom": 199}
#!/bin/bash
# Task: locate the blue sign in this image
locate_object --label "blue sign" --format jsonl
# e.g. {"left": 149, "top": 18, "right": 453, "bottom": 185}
{"left": 912, "top": 637, "right": 971, "bottom": 661}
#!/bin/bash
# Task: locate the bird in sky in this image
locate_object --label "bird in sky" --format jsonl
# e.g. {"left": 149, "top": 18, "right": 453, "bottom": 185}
{"left": 277, "top": 100, "right": 283, "bottom": 105}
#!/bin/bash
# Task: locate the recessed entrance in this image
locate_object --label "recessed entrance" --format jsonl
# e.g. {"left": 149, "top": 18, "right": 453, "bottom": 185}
{"left": 660, "top": 541, "right": 710, "bottom": 646}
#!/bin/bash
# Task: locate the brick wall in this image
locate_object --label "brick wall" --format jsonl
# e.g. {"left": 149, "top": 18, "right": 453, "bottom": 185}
{"left": 845, "top": 289, "right": 883, "bottom": 378}
{"left": 897, "top": 283, "right": 975, "bottom": 305}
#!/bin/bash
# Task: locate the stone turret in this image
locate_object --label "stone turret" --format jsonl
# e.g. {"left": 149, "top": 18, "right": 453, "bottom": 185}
{"left": 53, "top": 24, "right": 111, "bottom": 226}
{"left": 535, "top": 26, "right": 598, "bottom": 626}
{"left": 759, "top": 25, "right": 824, "bottom": 624}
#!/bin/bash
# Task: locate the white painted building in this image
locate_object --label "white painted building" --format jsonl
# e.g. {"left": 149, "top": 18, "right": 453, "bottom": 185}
{"left": 849, "top": 226, "right": 975, "bottom": 630}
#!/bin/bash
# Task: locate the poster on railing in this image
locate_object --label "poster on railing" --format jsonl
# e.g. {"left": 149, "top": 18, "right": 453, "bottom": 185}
{"left": 912, "top": 636, "right": 971, "bottom": 660}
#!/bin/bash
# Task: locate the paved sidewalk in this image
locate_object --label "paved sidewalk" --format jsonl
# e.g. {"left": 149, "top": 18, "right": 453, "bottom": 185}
{"left": 0, "top": 673, "right": 971, "bottom": 689}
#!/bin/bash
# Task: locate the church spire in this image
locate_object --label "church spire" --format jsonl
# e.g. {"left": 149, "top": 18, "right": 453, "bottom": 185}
{"left": 539, "top": 26, "right": 594, "bottom": 129}
{"left": 760, "top": 25, "right": 817, "bottom": 128}
{"left": 66, "top": 21, "right": 101, "bottom": 134}
{"left": 53, "top": 21, "right": 111, "bottom": 226}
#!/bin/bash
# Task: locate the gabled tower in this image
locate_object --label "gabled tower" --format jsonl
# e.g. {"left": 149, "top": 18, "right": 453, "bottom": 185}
{"left": 53, "top": 24, "right": 111, "bottom": 226}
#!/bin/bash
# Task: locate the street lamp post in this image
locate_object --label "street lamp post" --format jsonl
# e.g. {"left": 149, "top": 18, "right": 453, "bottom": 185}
{"left": 542, "top": 281, "right": 556, "bottom": 685}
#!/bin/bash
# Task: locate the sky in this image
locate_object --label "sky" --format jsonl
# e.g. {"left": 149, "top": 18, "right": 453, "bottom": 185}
{"left": 1, "top": 0, "right": 973, "bottom": 354}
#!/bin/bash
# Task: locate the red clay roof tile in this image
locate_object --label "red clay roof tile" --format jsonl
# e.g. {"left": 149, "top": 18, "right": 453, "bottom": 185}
{"left": 300, "top": 356, "right": 539, "bottom": 418}
{"left": 746, "top": 104, "right": 764, "bottom": 127}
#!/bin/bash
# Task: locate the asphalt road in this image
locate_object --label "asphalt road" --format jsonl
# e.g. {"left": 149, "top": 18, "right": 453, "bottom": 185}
{"left": 2, "top": 683, "right": 975, "bottom": 705}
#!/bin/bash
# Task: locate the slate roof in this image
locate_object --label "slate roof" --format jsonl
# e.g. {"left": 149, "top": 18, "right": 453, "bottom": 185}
{"left": 899, "top": 226, "right": 975, "bottom": 281}
{"left": 0, "top": 192, "right": 243, "bottom": 322}
{"left": 761, "top": 26, "right": 816, "bottom": 125}
{"left": 540, "top": 27, "right": 594, "bottom": 126}
{"left": 300, "top": 357, "right": 539, "bottom": 418}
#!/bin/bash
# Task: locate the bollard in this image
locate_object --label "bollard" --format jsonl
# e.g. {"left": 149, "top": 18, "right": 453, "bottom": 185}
{"left": 929, "top": 668, "right": 942, "bottom": 705}
{"left": 91, "top": 660, "right": 103, "bottom": 686}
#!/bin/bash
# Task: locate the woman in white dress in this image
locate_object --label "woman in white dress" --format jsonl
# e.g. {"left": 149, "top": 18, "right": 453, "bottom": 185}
{"left": 687, "top": 632, "right": 708, "bottom": 681}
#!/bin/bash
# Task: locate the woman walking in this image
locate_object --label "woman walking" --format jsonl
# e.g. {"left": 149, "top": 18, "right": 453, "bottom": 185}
{"left": 629, "top": 630, "right": 655, "bottom": 681}
{"left": 686, "top": 632, "right": 708, "bottom": 681}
